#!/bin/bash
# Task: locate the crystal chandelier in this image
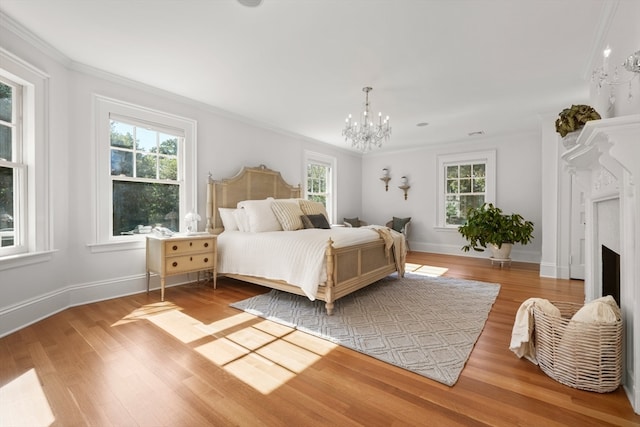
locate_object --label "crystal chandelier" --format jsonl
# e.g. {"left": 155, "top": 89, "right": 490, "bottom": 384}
{"left": 342, "top": 87, "right": 391, "bottom": 152}
{"left": 591, "top": 47, "right": 640, "bottom": 105}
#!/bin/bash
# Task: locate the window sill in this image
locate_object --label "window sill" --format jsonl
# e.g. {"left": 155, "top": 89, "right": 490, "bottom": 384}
{"left": 433, "top": 226, "right": 461, "bottom": 232}
{"left": 87, "top": 239, "right": 146, "bottom": 253}
{"left": 0, "top": 250, "right": 57, "bottom": 271}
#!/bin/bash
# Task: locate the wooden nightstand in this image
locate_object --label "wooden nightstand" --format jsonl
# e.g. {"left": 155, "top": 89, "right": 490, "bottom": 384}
{"left": 146, "top": 234, "right": 217, "bottom": 301}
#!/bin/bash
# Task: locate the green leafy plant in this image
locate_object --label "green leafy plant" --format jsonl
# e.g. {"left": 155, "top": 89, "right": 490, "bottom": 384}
{"left": 458, "top": 203, "right": 534, "bottom": 252}
{"left": 555, "top": 104, "right": 601, "bottom": 137}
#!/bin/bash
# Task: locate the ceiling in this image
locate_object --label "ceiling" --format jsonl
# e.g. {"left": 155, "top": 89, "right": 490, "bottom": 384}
{"left": 0, "top": 0, "right": 620, "bottom": 152}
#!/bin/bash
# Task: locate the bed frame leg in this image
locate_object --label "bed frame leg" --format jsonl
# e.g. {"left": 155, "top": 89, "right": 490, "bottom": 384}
{"left": 325, "top": 302, "right": 335, "bottom": 315}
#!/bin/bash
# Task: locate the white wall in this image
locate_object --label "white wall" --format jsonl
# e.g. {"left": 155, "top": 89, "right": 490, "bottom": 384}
{"left": 0, "top": 22, "right": 363, "bottom": 337}
{"left": 362, "top": 131, "right": 543, "bottom": 263}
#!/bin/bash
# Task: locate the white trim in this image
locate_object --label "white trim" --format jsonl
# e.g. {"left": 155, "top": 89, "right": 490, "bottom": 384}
{"left": 0, "top": 250, "right": 56, "bottom": 271}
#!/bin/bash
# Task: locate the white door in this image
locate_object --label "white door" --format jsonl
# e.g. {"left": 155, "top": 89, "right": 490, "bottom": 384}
{"left": 569, "top": 175, "right": 585, "bottom": 280}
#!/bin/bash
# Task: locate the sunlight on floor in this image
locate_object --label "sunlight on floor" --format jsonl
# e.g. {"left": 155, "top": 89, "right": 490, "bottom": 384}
{"left": 112, "top": 301, "right": 180, "bottom": 326}
{"left": 0, "top": 369, "right": 55, "bottom": 427}
{"left": 117, "top": 301, "right": 338, "bottom": 395}
{"left": 196, "top": 319, "right": 336, "bottom": 394}
{"left": 405, "top": 262, "right": 448, "bottom": 277}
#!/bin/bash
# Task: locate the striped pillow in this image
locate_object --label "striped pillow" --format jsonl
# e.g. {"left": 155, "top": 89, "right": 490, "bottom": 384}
{"left": 298, "top": 200, "right": 329, "bottom": 222}
{"left": 271, "top": 200, "right": 304, "bottom": 231}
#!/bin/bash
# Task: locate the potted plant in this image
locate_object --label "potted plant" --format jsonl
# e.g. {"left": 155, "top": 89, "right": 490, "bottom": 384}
{"left": 458, "top": 203, "right": 534, "bottom": 260}
{"left": 555, "top": 105, "right": 601, "bottom": 147}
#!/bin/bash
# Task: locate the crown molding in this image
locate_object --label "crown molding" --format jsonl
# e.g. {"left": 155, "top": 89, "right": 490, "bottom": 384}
{"left": 0, "top": 10, "right": 72, "bottom": 68}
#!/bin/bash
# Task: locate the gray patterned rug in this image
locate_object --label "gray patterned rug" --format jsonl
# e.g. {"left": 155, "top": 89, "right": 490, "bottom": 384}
{"left": 230, "top": 273, "right": 500, "bottom": 386}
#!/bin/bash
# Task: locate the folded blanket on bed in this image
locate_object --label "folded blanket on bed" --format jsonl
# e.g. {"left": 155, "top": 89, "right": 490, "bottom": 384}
{"left": 367, "top": 225, "right": 406, "bottom": 277}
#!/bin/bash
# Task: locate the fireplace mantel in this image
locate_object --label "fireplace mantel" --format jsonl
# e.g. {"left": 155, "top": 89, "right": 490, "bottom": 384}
{"left": 561, "top": 114, "right": 640, "bottom": 413}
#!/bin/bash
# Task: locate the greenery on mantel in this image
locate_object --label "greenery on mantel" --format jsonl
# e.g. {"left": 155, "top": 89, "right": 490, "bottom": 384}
{"left": 555, "top": 104, "right": 601, "bottom": 137}
{"left": 458, "top": 203, "right": 534, "bottom": 252}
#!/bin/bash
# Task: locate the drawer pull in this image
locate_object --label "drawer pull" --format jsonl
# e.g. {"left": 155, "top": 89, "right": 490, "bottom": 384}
{"left": 190, "top": 242, "right": 193, "bottom": 247}
{"left": 204, "top": 258, "right": 209, "bottom": 263}
{"left": 172, "top": 245, "right": 178, "bottom": 251}
{"left": 190, "top": 257, "right": 193, "bottom": 261}
{"left": 172, "top": 261, "right": 178, "bottom": 267}
{"left": 204, "top": 242, "right": 209, "bottom": 248}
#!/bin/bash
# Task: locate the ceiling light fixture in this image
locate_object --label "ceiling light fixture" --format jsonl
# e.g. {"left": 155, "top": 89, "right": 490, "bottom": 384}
{"left": 342, "top": 87, "right": 391, "bottom": 152}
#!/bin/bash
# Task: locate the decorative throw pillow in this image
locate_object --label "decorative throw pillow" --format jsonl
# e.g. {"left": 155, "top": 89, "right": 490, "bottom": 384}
{"left": 343, "top": 217, "right": 361, "bottom": 228}
{"left": 299, "top": 200, "right": 330, "bottom": 222}
{"left": 237, "top": 200, "right": 282, "bottom": 232}
{"left": 392, "top": 216, "right": 411, "bottom": 233}
{"left": 218, "top": 208, "right": 239, "bottom": 231}
{"left": 271, "top": 200, "right": 304, "bottom": 231}
{"left": 301, "top": 214, "right": 331, "bottom": 229}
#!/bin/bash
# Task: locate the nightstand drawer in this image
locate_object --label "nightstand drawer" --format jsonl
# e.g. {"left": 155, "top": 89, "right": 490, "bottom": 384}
{"left": 164, "top": 238, "right": 215, "bottom": 255}
{"left": 165, "top": 253, "right": 214, "bottom": 274}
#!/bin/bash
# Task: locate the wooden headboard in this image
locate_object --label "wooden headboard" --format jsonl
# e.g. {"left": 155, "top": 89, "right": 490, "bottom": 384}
{"left": 206, "top": 164, "right": 301, "bottom": 233}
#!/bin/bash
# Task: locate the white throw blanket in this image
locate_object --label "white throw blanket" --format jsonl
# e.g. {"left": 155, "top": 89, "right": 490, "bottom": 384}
{"left": 365, "top": 225, "right": 406, "bottom": 276}
{"left": 509, "top": 298, "right": 560, "bottom": 364}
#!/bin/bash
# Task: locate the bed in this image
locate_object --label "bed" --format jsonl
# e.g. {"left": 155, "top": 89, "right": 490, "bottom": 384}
{"left": 205, "top": 164, "right": 405, "bottom": 314}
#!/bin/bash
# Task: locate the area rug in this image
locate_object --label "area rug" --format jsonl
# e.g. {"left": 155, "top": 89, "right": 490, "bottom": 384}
{"left": 230, "top": 273, "right": 500, "bottom": 386}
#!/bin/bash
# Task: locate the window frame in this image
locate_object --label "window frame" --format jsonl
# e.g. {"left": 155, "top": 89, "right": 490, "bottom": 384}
{"left": 303, "top": 151, "right": 336, "bottom": 224}
{"left": 436, "top": 150, "right": 496, "bottom": 229}
{"left": 0, "top": 49, "right": 51, "bottom": 268}
{"left": 93, "top": 95, "right": 196, "bottom": 251}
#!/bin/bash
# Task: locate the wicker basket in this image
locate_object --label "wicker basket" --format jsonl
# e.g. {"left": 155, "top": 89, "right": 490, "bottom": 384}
{"left": 533, "top": 301, "right": 622, "bottom": 393}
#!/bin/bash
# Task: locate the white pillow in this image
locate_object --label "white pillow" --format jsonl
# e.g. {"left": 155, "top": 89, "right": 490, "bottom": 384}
{"left": 233, "top": 208, "right": 250, "bottom": 232}
{"left": 218, "top": 208, "right": 239, "bottom": 231}
{"left": 237, "top": 199, "right": 282, "bottom": 232}
{"left": 271, "top": 199, "right": 304, "bottom": 231}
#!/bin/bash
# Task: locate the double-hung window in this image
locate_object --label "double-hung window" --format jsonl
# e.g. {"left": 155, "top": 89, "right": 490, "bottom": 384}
{"left": 109, "top": 117, "right": 181, "bottom": 236}
{"left": 0, "top": 51, "right": 50, "bottom": 265}
{"left": 0, "top": 78, "right": 23, "bottom": 253}
{"left": 437, "top": 150, "right": 496, "bottom": 227}
{"left": 304, "top": 151, "right": 336, "bottom": 223}
{"left": 94, "top": 96, "right": 196, "bottom": 248}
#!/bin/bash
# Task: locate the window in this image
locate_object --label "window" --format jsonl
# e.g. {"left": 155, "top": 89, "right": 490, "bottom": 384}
{"left": 304, "top": 151, "right": 336, "bottom": 223}
{"left": 110, "top": 118, "right": 180, "bottom": 236}
{"left": 0, "top": 78, "right": 22, "bottom": 253}
{"left": 95, "top": 96, "right": 196, "bottom": 248}
{"left": 437, "top": 150, "right": 496, "bottom": 228}
{"left": 0, "top": 52, "right": 50, "bottom": 265}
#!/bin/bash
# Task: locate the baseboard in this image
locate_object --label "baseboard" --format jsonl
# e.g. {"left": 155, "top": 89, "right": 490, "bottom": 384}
{"left": 410, "top": 242, "right": 541, "bottom": 264}
{"left": 0, "top": 273, "right": 195, "bottom": 338}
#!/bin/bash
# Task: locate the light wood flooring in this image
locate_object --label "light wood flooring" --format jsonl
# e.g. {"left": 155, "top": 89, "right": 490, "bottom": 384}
{"left": 1, "top": 252, "right": 639, "bottom": 426}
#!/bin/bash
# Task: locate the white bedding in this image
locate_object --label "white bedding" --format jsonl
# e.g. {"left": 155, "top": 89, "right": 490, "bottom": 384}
{"left": 217, "top": 226, "right": 384, "bottom": 299}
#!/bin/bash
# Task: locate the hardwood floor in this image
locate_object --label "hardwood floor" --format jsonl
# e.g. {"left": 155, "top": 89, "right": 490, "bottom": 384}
{"left": 1, "top": 252, "right": 638, "bottom": 426}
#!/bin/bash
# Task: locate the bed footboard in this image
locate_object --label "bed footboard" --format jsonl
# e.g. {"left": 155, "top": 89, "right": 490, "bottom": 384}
{"left": 317, "top": 238, "right": 399, "bottom": 314}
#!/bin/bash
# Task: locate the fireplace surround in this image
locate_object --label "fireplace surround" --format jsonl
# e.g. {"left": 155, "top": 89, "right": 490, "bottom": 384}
{"left": 562, "top": 114, "right": 640, "bottom": 413}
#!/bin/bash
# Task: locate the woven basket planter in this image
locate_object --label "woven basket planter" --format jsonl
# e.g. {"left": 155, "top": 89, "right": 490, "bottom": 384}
{"left": 533, "top": 301, "right": 622, "bottom": 393}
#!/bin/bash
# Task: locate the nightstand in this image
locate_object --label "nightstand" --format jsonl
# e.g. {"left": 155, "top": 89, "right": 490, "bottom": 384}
{"left": 146, "top": 234, "right": 217, "bottom": 301}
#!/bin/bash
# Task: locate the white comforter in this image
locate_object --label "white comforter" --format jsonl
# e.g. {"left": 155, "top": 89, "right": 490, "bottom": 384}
{"left": 217, "top": 226, "right": 389, "bottom": 300}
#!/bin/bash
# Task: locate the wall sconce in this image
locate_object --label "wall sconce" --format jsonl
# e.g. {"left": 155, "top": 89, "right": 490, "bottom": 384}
{"left": 380, "top": 168, "right": 391, "bottom": 191}
{"left": 398, "top": 176, "right": 410, "bottom": 200}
